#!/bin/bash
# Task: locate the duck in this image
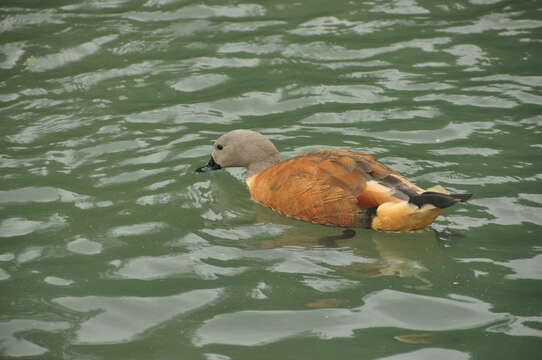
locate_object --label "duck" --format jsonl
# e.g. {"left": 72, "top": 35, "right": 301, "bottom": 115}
{"left": 196, "top": 129, "right": 472, "bottom": 231}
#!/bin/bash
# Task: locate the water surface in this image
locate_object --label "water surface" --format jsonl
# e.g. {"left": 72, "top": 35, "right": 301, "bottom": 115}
{"left": 1, "top": 0, "right": 541, "bottom": 359}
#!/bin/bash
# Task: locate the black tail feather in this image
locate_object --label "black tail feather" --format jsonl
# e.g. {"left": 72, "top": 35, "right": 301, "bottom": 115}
{"left": 409, "top": 192, "right": 473, "bottom": 209}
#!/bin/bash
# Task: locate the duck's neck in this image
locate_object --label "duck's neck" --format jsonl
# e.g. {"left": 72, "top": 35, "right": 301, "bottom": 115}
{"left": 247, "top": 159, "right": 276, "bottom": 178}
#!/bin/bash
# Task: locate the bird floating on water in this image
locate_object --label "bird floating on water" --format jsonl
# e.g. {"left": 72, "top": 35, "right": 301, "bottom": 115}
{"left": 197, "top": 129, "right": 472, "bottom": 231}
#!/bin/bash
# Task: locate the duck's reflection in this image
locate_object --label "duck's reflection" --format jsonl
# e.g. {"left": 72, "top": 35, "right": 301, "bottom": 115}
{"left": 252, "top": 204, "right": 472, "bottom": 289}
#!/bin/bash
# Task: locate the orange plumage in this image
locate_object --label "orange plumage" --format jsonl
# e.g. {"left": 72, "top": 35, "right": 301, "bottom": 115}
{"left": 247, "top": 149, "right": 428, "bottom": 230}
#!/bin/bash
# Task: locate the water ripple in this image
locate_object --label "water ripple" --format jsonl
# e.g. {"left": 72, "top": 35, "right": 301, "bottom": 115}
{"left": 53, "top": 289, "right": 222, "bottom": 344}
{"left": 289, "top": 17, "right": 401, "bottom": 36}
{"left": 282, "top": 37, "right": 451, "bottom": 61}
{"left": 0, "top": 215, "right": 66, "bottom": 238}
{"left": 194, "top": 290, "right": 505, "bottom": 346}
{"left": 26, "top": 35, "right": 118, "bottom": 72}
{"left": 52, "top": 60, "right": 162, "bottom": 92}
{"left": 0, "top": 320, "right": 70, "bottom": 357}
{"left": 0, "top": 42, "right": 25, "bottom": 69}
{"left": 371, "top": 0, "right": 430, "bottom": 15}
{"left": 0, "top": 11, "right": 64, "bottom": 32}
{"left": 415, "top": 93, "right": 518, "bottom": 108}
{"left": 123, "top": 4, "right": 266, "bottom": 22}
{"left": 441, "top": 12, "right": 542, "bottom": 34}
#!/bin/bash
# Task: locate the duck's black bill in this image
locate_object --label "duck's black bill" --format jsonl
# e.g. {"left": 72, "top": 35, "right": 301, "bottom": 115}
{"left": 196, "top": 156, "right": 222, "bottom": 172}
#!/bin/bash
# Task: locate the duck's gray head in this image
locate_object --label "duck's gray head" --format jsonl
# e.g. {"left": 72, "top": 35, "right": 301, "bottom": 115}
{"left": 196, "top": 129, "right": 280, "bottom": 176}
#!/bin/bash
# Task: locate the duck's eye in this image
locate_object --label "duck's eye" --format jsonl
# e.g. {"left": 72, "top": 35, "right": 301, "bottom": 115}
{"left": 216, "top": 144, "right": 223, "bottom": 150}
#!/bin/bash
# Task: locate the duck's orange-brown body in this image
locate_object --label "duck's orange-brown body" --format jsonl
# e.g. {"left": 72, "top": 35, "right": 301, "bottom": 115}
{"left": 247, "top": 149, "right": 444, "bottom": 231}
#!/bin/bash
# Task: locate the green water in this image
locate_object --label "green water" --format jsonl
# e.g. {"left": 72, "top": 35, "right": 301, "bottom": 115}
{"left": 1, "top": 0, "right": 542, "bottom": 359}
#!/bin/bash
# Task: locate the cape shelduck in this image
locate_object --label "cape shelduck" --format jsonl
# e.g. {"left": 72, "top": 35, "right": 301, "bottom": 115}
{"left": 197, "top": 129, "right": 472, "bottom": 231}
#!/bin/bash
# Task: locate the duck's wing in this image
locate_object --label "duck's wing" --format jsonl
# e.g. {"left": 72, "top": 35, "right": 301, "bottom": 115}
{"left": 248, "top": 149, "right": 425, "bottom": 227}
{"left": 304, "top": 150, "right": 426, "bottom": 207}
